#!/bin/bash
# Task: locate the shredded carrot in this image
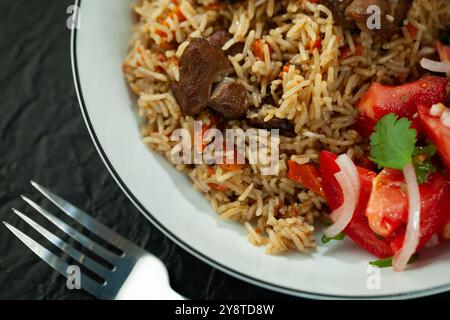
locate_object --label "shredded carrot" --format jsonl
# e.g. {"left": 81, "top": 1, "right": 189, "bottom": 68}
{"left": 208, "top": 183, "right": 228, "bottom": 192}
{"left": 308, "top": 37, "right": 322, "bottom": 52}
{"left": 219, "top": 148, "right": 246, "bottom": 172}
{"left": 219, "top": 163, "right": 245, "bottom": 172}
{"left": 158, "top": 54, "right": 167, "bottom": 62}
{"left": 205, "top": 2, "right": 225, "bottom": 10}
{"left": 406, "top": 23, "right": 418, "bottom": 38}
{"left": 170, "top": 56, "right": 179, "bottom": 66}
{"left": 278, "top": 63, "right": 291, "bottom": 78}
{"left": 155, "top": 66, "right": 165, "bottom": 73}
{"left": 160, "top": 40, "right": 176, "bottom": 50}
{"left": 207, "top": 166, "right": 215, "bottom": 176}
{"left": 274, "top": 201, "right": 284, "bottom": 218}
{"left": 156, "top": 5, "right": 186, "bottom": 39}
{"left": 194, "top": 116, "right": 221, "bottom": 152}
{"left": 252, "top": 39, "right": 272, "bottom": 61}
{"left": 156, "top": 29, "right": 168, "bottom": 38}
{"left": 169, "top": 6, "right": 186, "bottom": 22}
{"left": 340, "top": 43, "right": 364, "bottom": 59}
{"left": 195, "top": 124, "right": 210, "bottom": 152}
{"left": 288, "top": 206, "right": 299, "bottom": 218}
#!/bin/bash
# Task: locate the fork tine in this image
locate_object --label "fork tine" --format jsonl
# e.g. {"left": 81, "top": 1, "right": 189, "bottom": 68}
{"left": 12, "top": 208, "right": 112, "bottom": 280}
{"left": 21, "top": 195, "right": 120, "bottom": 263}
{"left": 2, "top": 222, "right": 107, "bottom": 299}
{"left": 30, "top": 181, "right": 140, "bottom": 252}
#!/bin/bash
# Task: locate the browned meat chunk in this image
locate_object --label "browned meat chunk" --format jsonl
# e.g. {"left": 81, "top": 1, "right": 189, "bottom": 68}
{"left": 345, "top": 0, "right": 411, "bottom": 39}
{"left": 172, "top": 38, "right": 233, "bottom": 116}
{"left": 392, "top": 0, "right": 412, "bottom": 29}
{"left": 320, "top": 0, "right": 357, "bottom": 29}
{"left": 246, "top": 117, "right": 296, "bottom": 137}
{"left": 208, "top": 30, "right": 244, "bottom": 56}
{"left": 208, "top": 79, "right": 249, "bottom": 119}
{"left": 321, "top": 0, "right": 412, "bottom": 39}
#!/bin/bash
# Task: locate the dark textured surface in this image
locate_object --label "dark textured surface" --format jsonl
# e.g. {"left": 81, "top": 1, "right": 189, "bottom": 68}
{"left": 0, "top": 0, "right": 292, "bottom": 300}
{"left": 0, "top": 0, "right": 448, "bottom": 301}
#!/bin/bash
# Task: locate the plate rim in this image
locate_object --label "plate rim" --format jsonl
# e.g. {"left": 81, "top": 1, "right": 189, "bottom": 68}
{"left": 70, "top": 0, "right": 450, "bottom": 300}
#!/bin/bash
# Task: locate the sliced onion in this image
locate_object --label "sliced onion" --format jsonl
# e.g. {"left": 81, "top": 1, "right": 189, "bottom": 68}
{"left": 393, "top": 163, "right": 421, "bottom": 272}
{"left": 440, "top": 110, "right": 450, "bottom": 128}
{"left": 420, "top": 58, "right": 450, "bottom": 73}
{"left": 323, "top": 154, "right": 360, "bottom": 238}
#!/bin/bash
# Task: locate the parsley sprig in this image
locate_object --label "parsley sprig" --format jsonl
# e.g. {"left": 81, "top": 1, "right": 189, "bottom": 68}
{"left": 370, "top": 114, "right": 417, "bottom": 170}
{"left": 370, "top": 254, "right": 419, "bottom": 268}
{"left": 369, "top": 114, "right": 437, "bottom": 183}
{"left": 413, "top": 145, "right": 437, "bottom": 184}
{"left": 321, "top": 232, "right": 345, "bottom": 244}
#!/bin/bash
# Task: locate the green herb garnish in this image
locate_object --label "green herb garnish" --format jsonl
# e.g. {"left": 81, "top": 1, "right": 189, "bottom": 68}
{"left": 369, "top": 254, "right": 419, "bottom": 268}
{"left": 413, "top": 144, "right": 437, "bottom": 183}
{"left": 321, "top": 232, "right": 345, "bottom": 244}
{"left": 370, "top": 114, "right": 417, "bottom": 170}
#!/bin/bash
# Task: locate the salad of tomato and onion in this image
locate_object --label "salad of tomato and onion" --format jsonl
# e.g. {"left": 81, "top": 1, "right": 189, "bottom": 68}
{"left": 288, "top": 41, "right": 450, "bottom": 271}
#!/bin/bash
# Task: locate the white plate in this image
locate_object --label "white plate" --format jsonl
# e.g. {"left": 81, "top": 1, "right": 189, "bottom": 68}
{"left": 71, "top": 0, "right": 450, "bottom": 299}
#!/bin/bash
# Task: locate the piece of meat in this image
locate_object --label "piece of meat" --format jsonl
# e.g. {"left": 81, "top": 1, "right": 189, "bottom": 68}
{"left": 208, "top": 79, "right": 249, "bottom": 119}
{"left": 320, "top": 0, "right": 357, "bottom": 29}
{"left": 345, "top": 0, "right": 412, "bottom": 39}
{"left": 208, "top": 30, "right": 244, "bottom": 56}
{"left": 320, "top": 0, "right": 412, "bottom": 39}
{"left": 246, "top": 116, "right": 296, "bottom": 137}
{"left": 392, "top": 0, "right": 412, "bottom": 28}
{"left": 172, "top": 38, "right": 233, "bottom": 116}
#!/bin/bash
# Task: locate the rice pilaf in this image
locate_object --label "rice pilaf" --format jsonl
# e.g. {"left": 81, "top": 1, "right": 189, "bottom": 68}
{"left": 123, "top": 0, "right": 450, "bottom": 254}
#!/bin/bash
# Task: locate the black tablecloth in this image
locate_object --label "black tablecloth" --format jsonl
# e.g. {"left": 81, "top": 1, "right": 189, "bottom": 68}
{"left": 0, "top": 0, "right": 448, "bottom": 300}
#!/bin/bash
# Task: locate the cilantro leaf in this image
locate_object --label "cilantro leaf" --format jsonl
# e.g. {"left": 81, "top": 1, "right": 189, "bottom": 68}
{"left": 413, "top": 144, "right": 437, "bottom": 184}
{"left": 321, "top": 232, "right": 345, "bottom": 244}
{"left": 369, "top": 114, "right": 417, "bottom": 169}
{"left": 369, "top": 254, "right": 419, "bottom": 268}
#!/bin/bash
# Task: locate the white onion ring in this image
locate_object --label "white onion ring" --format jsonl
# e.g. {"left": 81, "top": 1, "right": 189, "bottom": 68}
{"left": 420, "top": 58, "right": 450, "bottom": 73}
{"left": 393, "top": 163, "right": 421, "bottom": 272}
{"left": 440, "top": 110, "right": 450, "bottom": 128}
{"left": 323, "top": 154, "right": 360, "bottom": 238}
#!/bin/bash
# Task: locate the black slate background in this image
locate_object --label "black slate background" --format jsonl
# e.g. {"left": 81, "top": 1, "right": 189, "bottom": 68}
{"left": 0, "top": 0, "right": 448, "bottom": 300}
{"left": 0, "top": 0, "right": 293, "bottom": 300}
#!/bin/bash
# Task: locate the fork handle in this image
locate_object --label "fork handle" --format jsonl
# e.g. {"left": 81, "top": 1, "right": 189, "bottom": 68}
{"left": 115, "top": 254, "right": 186, "bottom": 300}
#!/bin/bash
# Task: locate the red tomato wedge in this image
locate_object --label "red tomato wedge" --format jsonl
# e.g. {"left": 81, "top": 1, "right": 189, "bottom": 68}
{"left": 356, "top": 76, "right": 449, "bottom": 137}
{"left": 320, "top": 151, "right": 394, "bottom": 258}
{"left": 287, "top": 161, "right": 324, "bottom": 196}
{"left": 321, "top": 151, "right": 450, "bottom": 258}
{"left": 366, "top": 169, "right": 408, "bottom": 238}
{"left": 418, "top": 104, "right": 450, "bottom": 168}
{"left": 377, "top": 172, "right": 450, "bottom": 253}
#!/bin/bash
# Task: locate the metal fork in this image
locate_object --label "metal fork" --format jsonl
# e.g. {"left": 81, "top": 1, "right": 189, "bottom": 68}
{"left": 2, "top": 181, "right": 185, "bottom": 300}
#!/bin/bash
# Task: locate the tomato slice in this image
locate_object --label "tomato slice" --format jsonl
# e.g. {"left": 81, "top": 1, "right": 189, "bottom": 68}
{"left": 386, "top": 172, "right": 450, "bottom": 253}
{"left": 356, "top": 76, "right": 449, "bottom": 137}
{"left": 321, "top": 151, "right": 450, "bottom": 257}
{"left": 418, "top": 104, "right": 450, "bottom": 168}
{"left": 320, "top": 151, "right": 394, "bottom": 258}
{"left": 366, "top": 169, "right": 408, "bottom": 238}
{"left": 287, "top": 161, "right": 324, "bottom": 196}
